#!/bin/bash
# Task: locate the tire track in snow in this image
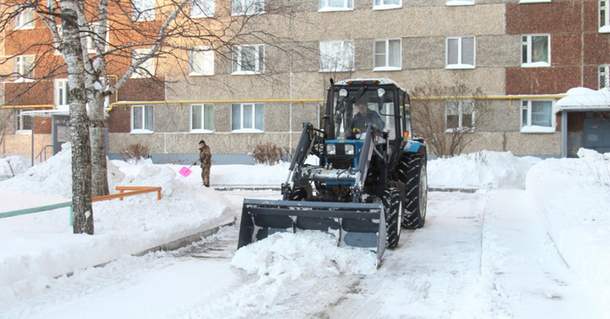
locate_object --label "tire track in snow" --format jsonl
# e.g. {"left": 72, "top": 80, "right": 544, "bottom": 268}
{"left": 274, "top": 191, "right": 488, "bottom": 319}
{"left": 456, "top": 189, "right": 599, "bottom": 319}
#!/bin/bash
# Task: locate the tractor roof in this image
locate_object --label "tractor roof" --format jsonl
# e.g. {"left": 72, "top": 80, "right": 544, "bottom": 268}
{"left": 334, "top": 78, "right": 407, "bottom": 93}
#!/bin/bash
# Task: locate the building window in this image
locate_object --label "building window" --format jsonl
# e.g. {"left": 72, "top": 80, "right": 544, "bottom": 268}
{"left": 374, "top": 39, "right": 401, "bottom": 71}
{"left": 14, "top": 55, "right": 34, "bottom": 82}
{"left": 373, "top": 0, "right": 401, "bottom": 10}
{"left": 319, "top": 40, "right": 354, "bottom": 72}
{"left": 131, "top": 105, "right": 154, "bottom": 133}
{"left": 85, "top": 23, "right": 109, "bottom": 54}
{"left": 522, "top": 35, "right": 550, "bottom": 67}
{"left": 446, "top": 36, "right": 475, "bottom": 69}
{"left": 55, "top": 79, "right": 70, "bottom": 107}
{"left": 15, "top": 6, "right": 35, "bottom": 30}
{"left": 232, "top": 45, "right": 264, "bottom": 74}
{"left": 131, "top": 49, "right": 155, "bottom": 78}
{"left": 190, "top": 47, "right": 214, "bottom": 76}
{"left": 446, "top": 100, "right": 474, "bottom": 132}
{"left": 192, "top": 0, "right": 214, "bottom": 17}
{"left": 601, "top": 1, "right": 610, "bottom": 32}
{"left": 16, "top": 109, "right": 33, "bottom": 133}
{"left": 191, "top": 104, "right": 214, "bottom": 132}
{"left": 446, "top": 0, "right": 475, "bottom": 6}
{"left": 521, "top": 100, "right": 554, "bottom": 133}
{"left": 232, "top": 0, "right": 264, "bottom": 15}
{"left": 600, "top": 65, "right": 610, "bottom": 89}
{"left": 133, "top": 0, "right": 155, "bottom": 21}
{"left": 319, "top": 0, "right": 353, "bottom": 12}
{"left": 232, "top": 103, "right": 264, "bottom": 132}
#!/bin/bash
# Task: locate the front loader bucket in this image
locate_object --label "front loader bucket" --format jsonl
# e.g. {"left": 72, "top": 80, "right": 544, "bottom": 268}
{"left": 237, "top": 199, "right": 386, "bottom": 262}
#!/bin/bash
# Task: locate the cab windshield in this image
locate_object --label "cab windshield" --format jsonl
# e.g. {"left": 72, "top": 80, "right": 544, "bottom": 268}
{"left": 333, "top": 88, "right": 396, "bottom": 140}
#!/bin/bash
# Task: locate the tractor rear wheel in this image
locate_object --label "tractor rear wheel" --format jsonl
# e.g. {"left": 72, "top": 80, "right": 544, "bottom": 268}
{"left": 398, "top": 154, "right": 428, "bottom": 229}
{"left": 381, "top": 187, "right": 402, "bottom": 248}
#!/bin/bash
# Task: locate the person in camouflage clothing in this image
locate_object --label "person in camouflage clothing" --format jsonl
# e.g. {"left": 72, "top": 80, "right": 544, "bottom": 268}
{"left": 194, "top": 140, "right": 212, "bottom": 187}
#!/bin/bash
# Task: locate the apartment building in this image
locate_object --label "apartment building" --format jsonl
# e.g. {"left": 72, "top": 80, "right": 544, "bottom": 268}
{"left": 1, "top": 0, "right": 609, "bottom": 163}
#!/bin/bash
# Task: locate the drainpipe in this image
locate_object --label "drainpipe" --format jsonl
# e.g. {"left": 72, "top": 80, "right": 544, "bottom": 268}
{"left": 288, "top": 3, "right": 294, "bottom": 151}
{"left": 561, "top": 110, "right": 568, "bottom": 158}
{"left": 31, "top": 116, "right": 34, "bottom": 167}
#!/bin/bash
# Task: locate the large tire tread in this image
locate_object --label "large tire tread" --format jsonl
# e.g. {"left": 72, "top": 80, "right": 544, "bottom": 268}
{"left": 381, "top": 187, "right": 402, "bottom": 248}
{"left": 398, "top": 154, "right": 427, "bottom": 229}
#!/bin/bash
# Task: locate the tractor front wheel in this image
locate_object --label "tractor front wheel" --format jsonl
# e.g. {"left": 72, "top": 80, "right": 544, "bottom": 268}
{"left": 381, "top": 187, "right": 402, "bottom": 248}
{"left": 399, "top": 154, "right": 428, "bottom": 229}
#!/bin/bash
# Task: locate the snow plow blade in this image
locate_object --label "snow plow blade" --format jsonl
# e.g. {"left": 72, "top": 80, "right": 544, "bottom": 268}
{"left": 237, "top": 199, "right": 386, "bottom": 261}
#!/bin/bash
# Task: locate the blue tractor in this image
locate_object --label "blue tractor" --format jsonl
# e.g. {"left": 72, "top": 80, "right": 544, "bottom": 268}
{"left": 238, "top": 79, "right": 427, "bottom": 262}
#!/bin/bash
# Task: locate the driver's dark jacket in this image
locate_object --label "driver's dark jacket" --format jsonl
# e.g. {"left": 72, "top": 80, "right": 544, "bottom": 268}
{"left": 351, "top": 110, "right": 385, "bottom": 132}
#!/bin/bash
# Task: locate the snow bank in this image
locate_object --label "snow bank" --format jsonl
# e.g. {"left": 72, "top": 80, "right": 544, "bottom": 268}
{"left": 183, "top": 231, "right": 376, "bottom": 318}
{"left": 526, "top": 149, "right": 610, "bottom": 316}
{"left": 0, "top": 144, "right": 124, "bottom": 198}
{"left": 211, "top": 150, "right": 540, "bottom": 190}
{"left": 429, "top": 151, "right": 541, "bottom": 189}
{"left": 211, "top": 163, "right": 289, "bottom": 186}
{"left": 232, "top": 231, "right": 377, "bottom": 277}
{"left": 0, "top": 144, "right": 236, "bottom": 290}
{"left": 0, "top": 156, "right": 30, "bottom": 177}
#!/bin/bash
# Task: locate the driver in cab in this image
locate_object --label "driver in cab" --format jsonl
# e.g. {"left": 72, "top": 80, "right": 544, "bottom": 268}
{"left": 351, "top": 102, "right": 385, "bottom": 134}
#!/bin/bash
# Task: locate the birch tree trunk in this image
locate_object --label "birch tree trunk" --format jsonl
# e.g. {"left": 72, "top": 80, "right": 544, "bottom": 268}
{"left": 62, "top": 0, "right": 94, "bottom": 234}
{"left": 89, "top": 92, "right": 110, "bottom": 197}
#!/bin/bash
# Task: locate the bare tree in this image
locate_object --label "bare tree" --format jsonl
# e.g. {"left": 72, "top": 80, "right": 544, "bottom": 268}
{"left": 0, "top": 0, "right": 287, "bottom": 234}
{"left": 410, "top": 82, "right": 492, "bottom": 158}
{"left": 0, "top": 108, "right": 13, "bottom": 155}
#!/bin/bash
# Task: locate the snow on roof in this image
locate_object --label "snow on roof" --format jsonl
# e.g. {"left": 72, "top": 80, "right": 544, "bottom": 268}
{"left": 555, "top": 87, "right": 610, "bottom": 112}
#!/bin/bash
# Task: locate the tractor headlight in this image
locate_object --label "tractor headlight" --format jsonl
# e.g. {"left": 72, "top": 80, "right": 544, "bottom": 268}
{"left": 344, "top": 144, "right": 354, "bottom": 155}
{"left": 326, "top": 144, "right": 336, "bottom": 155}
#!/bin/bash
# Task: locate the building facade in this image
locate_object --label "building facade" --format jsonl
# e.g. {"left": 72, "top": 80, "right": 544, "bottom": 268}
{"left": 1, "top": 0, "right": 609, "bottom": 163}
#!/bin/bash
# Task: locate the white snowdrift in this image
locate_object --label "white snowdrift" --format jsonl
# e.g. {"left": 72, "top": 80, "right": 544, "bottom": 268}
{"left": 526, "top": 149, "right": 610, "bottom": 316}
{"left": 428, "top": 150, "right": 541, "bottom": 189}
{"left": 184, "top": 231, "right": 379, "bottom": 318}
{"left": 0, "top": 156, "right": 30, "bottom": 177}
{"left": 1, "top": 148, "right": 609, "bottom": 318}
{"left": 0, "top": 144, "right": 235, "bottom": 289}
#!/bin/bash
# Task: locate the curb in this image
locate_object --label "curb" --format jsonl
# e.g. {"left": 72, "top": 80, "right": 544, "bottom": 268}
{"left": 134, "top": 220, "right": 235, "bottom": 256}
{"left": 429, "top": 187, "right": 480, "bottom": 193}
{"left": 65, "top": 220, "right": 235, "bottom": 277}
{"left": 213, "top": 185, "right": 281, "bottom": 191}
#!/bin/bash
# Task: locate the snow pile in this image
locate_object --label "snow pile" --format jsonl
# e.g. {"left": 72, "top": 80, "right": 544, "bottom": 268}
{"left": 0, "top": 144, "right": 124, "bottom": 198}
{"left": 577, "top": 147, "right": 610, "bottom": 186}
{"left": 2, "top": 148, "right": 610, "bottom": 318}
{"left": 0, "top": 144, "right": 236, "bottom": 290}
{"left": 232, "top": 231, "right": 377, "bottom": 277}
{"left": 0, "top": 144, "right": 74, "bottom": 198}
{"left": 428, "top": 150, "right": 541, "bottom": 189}
{"left": 526, "top": 149, "right": 610, "bottom": 316}
{"left": 0, "top": 156, "right": 30, "bottom": 177}
{"left": 182, "top": 231, "right": 376, "bottom": 318}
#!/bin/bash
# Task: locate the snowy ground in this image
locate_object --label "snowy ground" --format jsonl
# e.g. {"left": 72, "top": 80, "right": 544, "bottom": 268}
{"left": 0, "top": 147, "right": 609, "bottom": 318}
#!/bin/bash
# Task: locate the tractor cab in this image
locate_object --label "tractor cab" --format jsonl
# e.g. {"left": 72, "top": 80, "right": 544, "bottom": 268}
{"left": 324, "top": 79, "right": 411, "bottom": 172}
